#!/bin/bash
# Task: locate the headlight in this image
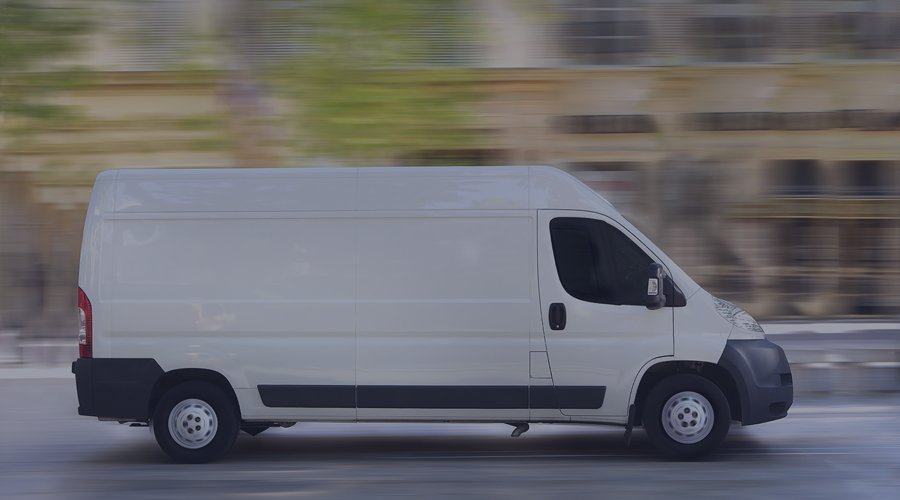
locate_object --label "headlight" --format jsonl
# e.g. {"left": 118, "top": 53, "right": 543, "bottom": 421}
{"left": 713, "top": 297, "right": 764, "bottom": 334}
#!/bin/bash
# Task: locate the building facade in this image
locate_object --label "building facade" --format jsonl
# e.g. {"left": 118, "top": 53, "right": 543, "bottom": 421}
{"left": 1, "top": 0, "right": 898, "bottom": 337}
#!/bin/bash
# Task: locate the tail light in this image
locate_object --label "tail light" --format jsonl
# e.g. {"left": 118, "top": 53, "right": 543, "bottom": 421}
{"left": 78, "top": 287, "right": 92, "bottom": 358}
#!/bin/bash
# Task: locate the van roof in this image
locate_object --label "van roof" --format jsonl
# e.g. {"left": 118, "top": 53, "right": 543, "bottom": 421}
{"left": 96, "top": 166, "right": 616, "bottom": 214}
{"left": 89, "top": 166, "right": 698, "bottom": 297}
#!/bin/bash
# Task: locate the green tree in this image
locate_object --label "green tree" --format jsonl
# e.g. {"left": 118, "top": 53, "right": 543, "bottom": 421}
{"left": 268, "top": 0, "right": 480, "bottom": 164}
{"left": 0, "top": 0, "right": 91, "bottom": 150}
{"left": 0, "top": 1, "right": 91, "bottom": 335}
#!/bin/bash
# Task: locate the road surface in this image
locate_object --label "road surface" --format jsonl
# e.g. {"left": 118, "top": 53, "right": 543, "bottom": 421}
{"left": 2, "top": 378, "right": 899, "bottom": 499}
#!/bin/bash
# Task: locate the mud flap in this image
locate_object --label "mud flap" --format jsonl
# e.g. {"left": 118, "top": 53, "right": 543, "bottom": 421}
{"left": 624, "top": 403, "right": 636, "bottom": 447}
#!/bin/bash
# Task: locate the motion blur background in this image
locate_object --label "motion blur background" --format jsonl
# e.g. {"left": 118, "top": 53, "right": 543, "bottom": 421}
{"left": 1, "top": 0, "right": 898, "bottom": 355}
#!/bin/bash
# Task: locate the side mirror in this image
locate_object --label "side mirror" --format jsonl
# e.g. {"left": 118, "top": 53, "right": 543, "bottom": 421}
{"left": 645, "top": 263, "right": 667, "bottom": 310}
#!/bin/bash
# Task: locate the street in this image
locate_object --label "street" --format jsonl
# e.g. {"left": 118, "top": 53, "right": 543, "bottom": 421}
{"left": 2, "top": 378, "right": 899, "bottom": 499}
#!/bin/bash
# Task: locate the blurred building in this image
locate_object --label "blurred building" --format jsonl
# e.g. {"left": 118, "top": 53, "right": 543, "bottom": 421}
{"left": 1, "top": 0, "right": 898, "bottom": 338}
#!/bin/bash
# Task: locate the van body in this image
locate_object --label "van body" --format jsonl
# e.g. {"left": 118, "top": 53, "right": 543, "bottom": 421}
{"left": 72, "top": 166, "right": 792, "bottom": 462}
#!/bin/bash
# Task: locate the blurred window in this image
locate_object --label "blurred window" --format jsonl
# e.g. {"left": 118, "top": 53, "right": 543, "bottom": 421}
{"left": 776, "top": 3, "right": 826, "bottom": 56}
{"left": 242, "top": 0, "right": 317, "bottom": 64}
{"left": 774, "top": 1, "right": 900, "bottom": 60}
{"left": 773, "top": 160, "right": 822, "bottom": 196}
{"left": 116, "top": 0, "right": 192, "bottom": 70}
{"left": 840, "top": 219, "right": 891, "bottom": 314}
{"left": 691, "top": 0, "right": 775, "bottom": 62}
{"left": 401, "top": 148, "right": 508, "bottom": 166}
{"left": 844, "top": 161, "right": 890, "bottom": 197}
{"left": 779, "top": 219, "right": 821, "bottom": 296}
{"left": 821, "top": 0, "right": 900, "bottom": 59}
{"left": 550, "top": 217, "right": 653, "bottom": 306}
{"left": 560, "top": 0, "right": 652, "bottom": 65}
{"left": 556, "top": 115, "right": 657, "bottom": 134}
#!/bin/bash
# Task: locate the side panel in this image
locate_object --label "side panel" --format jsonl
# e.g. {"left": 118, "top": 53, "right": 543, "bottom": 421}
{"left": 102, "top": 215, "right": 357, "bottom": 420}
{"left": 355, "top": 212, "right": 533, "bottom": 421}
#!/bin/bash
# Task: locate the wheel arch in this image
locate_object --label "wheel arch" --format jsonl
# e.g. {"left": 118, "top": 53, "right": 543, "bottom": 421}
{"left": 149, "top": 368, "right": 241, "bottom": 421}
{"left": 631, "top": 360, "right": 741, "bottom": 425}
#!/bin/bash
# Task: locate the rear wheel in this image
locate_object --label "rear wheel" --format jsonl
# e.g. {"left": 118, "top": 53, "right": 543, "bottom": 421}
{"left": 642, "top": 374, "right": 730, "bottom": 459}
{"left": 152, "top": 381, "right": 239, "bottom": 463}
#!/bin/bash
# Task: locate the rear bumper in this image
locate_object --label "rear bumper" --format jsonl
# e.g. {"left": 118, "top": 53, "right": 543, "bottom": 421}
{"left": 718, "top": 339, "right": 794, "bottom": 425}
{"left": 72, "top": 358, "right": 164, "bottom": 421}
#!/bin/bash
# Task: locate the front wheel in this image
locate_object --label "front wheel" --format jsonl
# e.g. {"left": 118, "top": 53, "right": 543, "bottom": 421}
{"left": 152, "top": 381, "right": 240, "bottom": 463}
{"left": 642, "top": 374, "right": 731, "bottom": 459}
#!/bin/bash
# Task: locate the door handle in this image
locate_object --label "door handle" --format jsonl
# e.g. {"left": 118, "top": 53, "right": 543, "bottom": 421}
{"left": 549, "top": 302, "right": 566, "bottom": 331}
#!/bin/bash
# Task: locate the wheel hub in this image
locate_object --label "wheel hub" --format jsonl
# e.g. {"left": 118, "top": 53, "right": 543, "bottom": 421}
{"left": 661, "top": 391, "right": 714, "bottom": 445}
{"left": 168, "top": 398, "right": 218, "bottom": 449}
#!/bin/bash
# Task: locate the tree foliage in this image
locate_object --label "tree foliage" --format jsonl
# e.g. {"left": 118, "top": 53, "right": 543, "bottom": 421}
{"left": 0, "top": 0, "right": 91, "bottom": 129}
{"left": 268, "top": 0, "right": 480, "bottom": 163}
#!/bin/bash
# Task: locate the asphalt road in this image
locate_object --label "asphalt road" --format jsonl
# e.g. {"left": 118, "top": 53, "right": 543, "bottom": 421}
{"left": 2, "top": 378, "right": 899, "bottom": 499}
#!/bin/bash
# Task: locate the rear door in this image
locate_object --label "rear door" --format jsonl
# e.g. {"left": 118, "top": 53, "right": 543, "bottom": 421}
{"left": 537, "top": 210, "right": 674, "bottom": 418}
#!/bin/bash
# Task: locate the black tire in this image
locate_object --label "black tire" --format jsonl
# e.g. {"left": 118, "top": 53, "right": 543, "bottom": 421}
{"left": 642, "top": 374, "right": 731, "bottom": 459}
{"left": 152, "top": 381, "right": 240, "bottom": 463}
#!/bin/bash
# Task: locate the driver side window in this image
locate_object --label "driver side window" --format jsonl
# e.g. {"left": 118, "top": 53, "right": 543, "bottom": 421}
{"left": 549, "top": 217, "right": 652, "bottom": 306}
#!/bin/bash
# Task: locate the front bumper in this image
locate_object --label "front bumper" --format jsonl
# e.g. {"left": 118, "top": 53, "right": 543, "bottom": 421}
{"left": 72, "top": 358, "right": 164, "bottom": 421}
{"left": 718, "top": 339, "right": 794, "bottom": 425}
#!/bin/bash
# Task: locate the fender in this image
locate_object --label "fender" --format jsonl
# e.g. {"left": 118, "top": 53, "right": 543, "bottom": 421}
{"left": 627, "top": 355, "right": 674, "bottom": 408}
{"left": 155, "top": 351, "right": 250, "bottom": 390}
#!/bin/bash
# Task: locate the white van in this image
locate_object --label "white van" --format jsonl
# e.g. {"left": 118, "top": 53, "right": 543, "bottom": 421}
{"left": 72, "top": 166, "right": 792, "bottom": 462}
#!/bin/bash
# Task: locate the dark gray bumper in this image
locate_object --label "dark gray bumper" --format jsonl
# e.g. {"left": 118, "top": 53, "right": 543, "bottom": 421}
{"left": 718, "top": 339, "right": 794, "bottom": 425}
{"left": 72, "top": 358, "right": 164, "bottom": 421}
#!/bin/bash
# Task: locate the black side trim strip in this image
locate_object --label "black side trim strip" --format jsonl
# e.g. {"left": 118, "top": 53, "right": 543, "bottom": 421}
{"left": 358, "top": 386, "right": 528, "bottom": 409}
{"left": 257, "top": 385, "right": 606, "bottom": 410}
{"left": 531, "top": 385, "right": 606, "bottom": 409}
{"left": 259, "top": 385, "right": 356, "bottom": 408}
{"left": 529, "top": 386, "right": 558, "bottom": 409}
